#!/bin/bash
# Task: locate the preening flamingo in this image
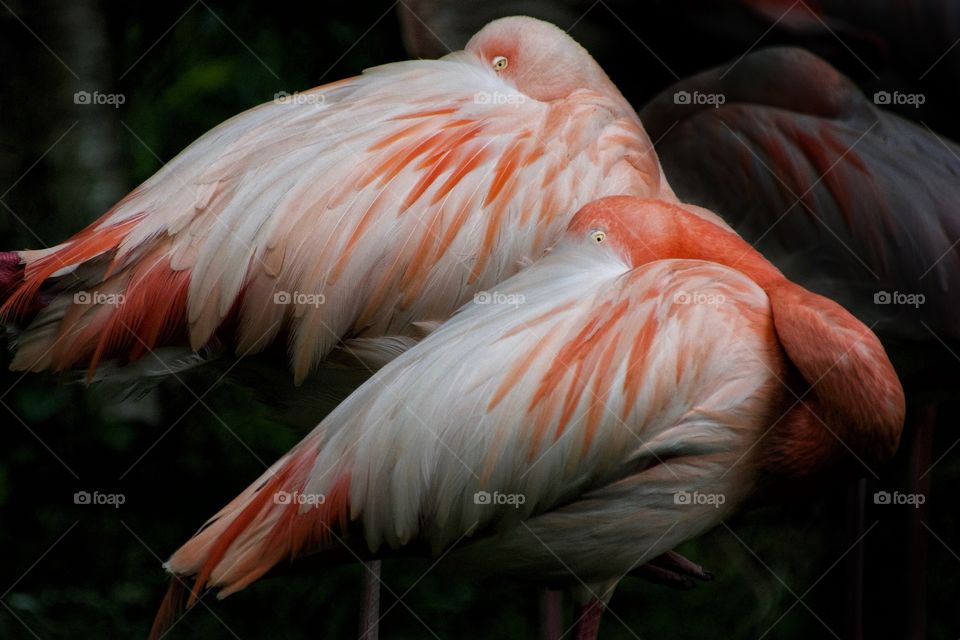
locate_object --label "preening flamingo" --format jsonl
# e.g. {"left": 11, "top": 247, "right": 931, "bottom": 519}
{"left": 0, "top": 16, "right": 689, "bottom": 392}
{"left": 151, "top": 196, "right": 904, "bottom": 640}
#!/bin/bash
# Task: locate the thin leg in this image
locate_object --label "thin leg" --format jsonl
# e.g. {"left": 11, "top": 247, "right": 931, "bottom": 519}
{"left": 630, "top": 550, "right": 713, "bottom": 589}
{"left": 359, "top": 560, "right": 381, "bottom": 640}
{"left": 654, "top": 550, "right": 712, "bottom": 581}
{"left": 539, "top": 589, "right": 562, "bottom": 640}
{"left": 572, "top": 600, "right": 605, "bottom": 640}
{"left": 843, "top": 478, "right": 866, "bottom": 640}
{"left": 907, "top": 405, "right": 935, "bottom": 640}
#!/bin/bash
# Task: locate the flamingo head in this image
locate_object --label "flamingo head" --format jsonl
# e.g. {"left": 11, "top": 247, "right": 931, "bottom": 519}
{"left": 568, "top": 196, "right": 789, "bottom": 293}
{"left": 465, "top": 16, "right": 633, "bottom": 111}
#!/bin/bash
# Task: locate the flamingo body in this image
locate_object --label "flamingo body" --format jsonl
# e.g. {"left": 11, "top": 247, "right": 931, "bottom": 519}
{"left": 154, "top": 196, "right": 903, "bottom": 634}
{"left": 1, "top": 17, "right": 685, "bottom": 385}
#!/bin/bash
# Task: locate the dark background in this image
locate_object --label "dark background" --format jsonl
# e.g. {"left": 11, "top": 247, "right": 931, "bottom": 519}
{"left": 0, "top": 1, "right": 957, "bottom": 638}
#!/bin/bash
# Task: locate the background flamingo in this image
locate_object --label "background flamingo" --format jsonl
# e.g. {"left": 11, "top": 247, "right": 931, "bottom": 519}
{"left": 640, "top": 46, "right": 960, "bottom": 640}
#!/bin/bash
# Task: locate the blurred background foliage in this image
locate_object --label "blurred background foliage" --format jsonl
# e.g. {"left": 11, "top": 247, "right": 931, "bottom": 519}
{"left": 0, "top": 1, "right": 957, "bottom": 638}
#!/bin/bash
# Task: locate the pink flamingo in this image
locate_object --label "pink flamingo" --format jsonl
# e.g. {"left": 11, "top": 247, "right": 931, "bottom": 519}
{"left": 0, "top": 17, "right": 684, "bottom": 387}
{"left": 151, "top": 196, "right": 904, "bottom": 640}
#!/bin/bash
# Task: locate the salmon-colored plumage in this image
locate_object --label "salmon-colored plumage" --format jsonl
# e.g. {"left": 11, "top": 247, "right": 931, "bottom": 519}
{"left": 1, "top": 17, "right": 676, "bottom": 385}
{"left": 0, "top": 16, "right": 909, "bottom": 640}
{"left": 2, "top": 213, "right": 144, "bottom": 320}
{"left": 152, "top": 195, "right": 904, "bottom": 638}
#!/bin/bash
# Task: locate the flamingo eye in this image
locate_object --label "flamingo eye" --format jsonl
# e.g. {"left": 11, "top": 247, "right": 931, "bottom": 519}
{"left": 492, "top": 56, "right": 509, "bottom": 71}
{"left": 590, "top": 230, "right": 606, "bottom": 243}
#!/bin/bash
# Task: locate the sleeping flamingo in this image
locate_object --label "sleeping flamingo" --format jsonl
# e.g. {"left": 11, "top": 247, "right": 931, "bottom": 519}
{"left": 0, "top": 16, "right": 691, "bottom": 393}
{"left": 151, "top": 196, "right": 904, "bottom": 640}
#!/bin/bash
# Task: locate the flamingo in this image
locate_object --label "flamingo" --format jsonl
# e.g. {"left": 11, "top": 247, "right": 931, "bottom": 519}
{"left": 0, "top": 16, "right": 692, "bottom": 394}
{"left": 640, "top": 47, "right": 960, "bottom": 346}
{"left": 150, "top": 195, "right": 904, "bottom": 640}
{"left": 639, "top": 46, "right": 960, "bottom": 640}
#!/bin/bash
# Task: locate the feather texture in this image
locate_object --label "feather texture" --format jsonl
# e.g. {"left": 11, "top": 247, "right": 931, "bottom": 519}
{"left": 3, "top": 20, "right": 678, "bottom": 385}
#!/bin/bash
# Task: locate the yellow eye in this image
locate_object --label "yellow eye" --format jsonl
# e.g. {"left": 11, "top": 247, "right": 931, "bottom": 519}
{"left": 492, "top": 55, "right": 508, "bottom": 71}
{"left": 590, "top": 230, "right": 606, "bottom": 243}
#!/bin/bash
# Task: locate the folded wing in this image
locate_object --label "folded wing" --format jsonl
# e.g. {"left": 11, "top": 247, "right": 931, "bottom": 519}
{"left": 4, "top": 55, "right": 658, "bottom": 382}
{"left": 163, "top": 245, "right": 780, "bottom": 599}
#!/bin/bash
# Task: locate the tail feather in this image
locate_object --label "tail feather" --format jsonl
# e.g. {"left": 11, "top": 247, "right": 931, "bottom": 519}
{"left": 0, "top": 214, "right": 144, "bottom": 321}
{"left": 148, "top": 578, "right": 188, "bottom": 640}
{"left": 163, "top": 432, "right": 351, "bottom": 604}
{"left": 84, "top": 254, "right": 191, "bottom": 378}
{"left": 1, "top": 219, "right": 200, "bottom": 377}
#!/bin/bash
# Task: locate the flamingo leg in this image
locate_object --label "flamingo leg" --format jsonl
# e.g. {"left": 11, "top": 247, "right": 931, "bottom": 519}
{"left": 843, "top": 478, "right": 866, "bottom": 640}
{"left": 359, "top": 560, "right": 381, "bottom": 640}
{"left": 572, "top": 599, "right": 605, "bottom": 640}
{"left": 630, "top": 550, "right": 713, "bottom": 589}
{"left": 539, "top": 589, "right": 563, "bottom": 640}
{"left": 907, "top": 404, "right": 935, "bottom": 640}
